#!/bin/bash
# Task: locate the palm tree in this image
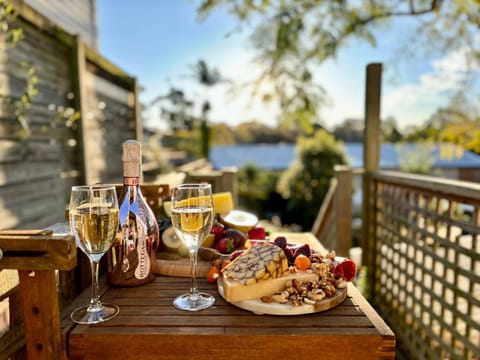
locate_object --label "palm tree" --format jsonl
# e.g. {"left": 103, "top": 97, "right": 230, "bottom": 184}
{"left": 149, "top": 87, "right": 195, "bottom": 131}
{"left": 190, "top": 59, "right": 227, "bottom": 158}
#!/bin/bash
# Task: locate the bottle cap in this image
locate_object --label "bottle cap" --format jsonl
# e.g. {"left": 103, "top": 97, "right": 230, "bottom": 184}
{"left": 123, "top": 140, "right": 141, "bottom": 177}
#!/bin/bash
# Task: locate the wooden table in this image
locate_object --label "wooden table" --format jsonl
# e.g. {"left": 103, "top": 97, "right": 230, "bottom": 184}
{"left": 61, "top": 275, "right": 395, "bottom": 359}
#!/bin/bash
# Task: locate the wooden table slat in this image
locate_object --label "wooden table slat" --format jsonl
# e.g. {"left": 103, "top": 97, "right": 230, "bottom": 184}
{"left": 62, "top": 275, "right": 395, "bottom": 359}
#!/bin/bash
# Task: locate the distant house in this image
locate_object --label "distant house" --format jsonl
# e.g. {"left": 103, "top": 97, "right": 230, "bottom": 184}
{"left": 209, "top": 142, "right": 480, "bottom": 182}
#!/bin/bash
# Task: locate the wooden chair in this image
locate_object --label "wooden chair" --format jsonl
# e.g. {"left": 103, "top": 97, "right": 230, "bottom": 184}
{"left": 0, "top": 184, "right": 170, "bottom": 359}
{"left": 0, "top": 229, "right": 77, "bottom": 360}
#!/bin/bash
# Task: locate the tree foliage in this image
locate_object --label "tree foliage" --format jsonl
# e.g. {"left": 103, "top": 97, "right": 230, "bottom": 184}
{"left": 236, "top": 162, "right": 281, "bottom": 217}
{"left": 197, "top": 0, "right": 480, "bottom": 130}
{"left": 277, "top": 129, "right": 347, "bottom": 230}
{"left": 150, "top": 87, "right": 196, "bottom": 131}
{"left": 405, "top": 108, "right": 480, "bottom": 154}
{"left": 190, "top": 59, "right": 229, "bottom": 158}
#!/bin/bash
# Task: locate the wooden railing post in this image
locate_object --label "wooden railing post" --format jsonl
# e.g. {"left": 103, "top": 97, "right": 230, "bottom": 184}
{"left": 362, "top": 63, "right": 382, "bottom": 296}
{"left": 220, "top": 167, "right": 237, "bottom": 204}
{"left": 334, "top": 165, "right": 352, "bottom": 257}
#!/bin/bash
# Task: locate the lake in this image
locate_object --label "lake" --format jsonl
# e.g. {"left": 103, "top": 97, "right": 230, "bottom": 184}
{"left": 209, "top": 143, "right": 364, "bottom": 170}
{"left": 209, "top": 143, "right": 297, "bottom": 170}
{"left": 209, "top": 143, "right": 480, "bottom": 170}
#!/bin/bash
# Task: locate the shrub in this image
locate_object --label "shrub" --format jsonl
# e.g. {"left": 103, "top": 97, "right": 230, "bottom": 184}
{"left": 277, "top": 129, "right": 347, "bottom": 230}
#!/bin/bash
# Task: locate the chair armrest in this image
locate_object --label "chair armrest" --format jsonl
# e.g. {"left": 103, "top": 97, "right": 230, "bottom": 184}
{"left": 0, "top": 231, "right": 76, "bottom": 271}
{"left": 0, "top": 230, "right": 77, "bottom": 360}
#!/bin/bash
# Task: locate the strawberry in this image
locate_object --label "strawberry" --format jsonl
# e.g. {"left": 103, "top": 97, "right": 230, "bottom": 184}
{"left": 248, "top": 227, "right": 267, "bottom": 240}
{"left": 206, "top": 266, "right": 220, "bottom": 283}
{"left": 335, "top": 259, "right": 357, "bottom": 282}
{"left": 210, "top": 224, "right": 225, "bottom": 242}
{"left": 214, "top": 237, "right": 236, "bottom": 254}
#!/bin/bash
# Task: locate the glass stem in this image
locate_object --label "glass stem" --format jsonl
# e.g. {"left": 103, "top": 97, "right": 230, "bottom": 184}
{"left": 90, "top": 259, "right": 102, "bottom": 309}
{"left": 189, "top": 249, "right": 198, "bottom": 299}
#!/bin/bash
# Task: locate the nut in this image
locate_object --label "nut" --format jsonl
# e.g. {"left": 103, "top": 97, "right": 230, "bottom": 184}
{"left": 271, "top": 290, "right": 289, "bottom": 304}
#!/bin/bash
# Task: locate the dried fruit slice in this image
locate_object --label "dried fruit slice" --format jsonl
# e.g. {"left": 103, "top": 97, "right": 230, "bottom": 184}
{"left": 162, "top": 227, "right": 181, "bottom": 250}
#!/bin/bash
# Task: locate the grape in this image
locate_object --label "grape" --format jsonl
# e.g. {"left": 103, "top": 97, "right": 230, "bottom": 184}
{"left": 293, "top": 244, "right": 311, "bottom": 258}
{"left": 285, "top": 247, "right": 296, "bottom": 266}
{"left": 273, "top": 236, "right": 287, "bottom": 249}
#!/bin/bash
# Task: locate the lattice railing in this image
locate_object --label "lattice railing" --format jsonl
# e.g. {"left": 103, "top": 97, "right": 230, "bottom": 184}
{"left": 366, "top": 171, "right": 480, "bottom": 359}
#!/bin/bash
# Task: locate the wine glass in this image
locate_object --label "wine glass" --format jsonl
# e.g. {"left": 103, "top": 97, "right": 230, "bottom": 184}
{"left": 171, "top": 183, "right": 215, "bottom": 311}
{"left": 69, "top": 185, "right": 120, "bottom": 324}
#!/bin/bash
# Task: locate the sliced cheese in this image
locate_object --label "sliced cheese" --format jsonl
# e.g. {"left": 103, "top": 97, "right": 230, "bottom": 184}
{"left": 222, "top": 242, "right": 288, "bottom": 285}
{"left": 220, "top": 271, "right": 319, "bottom": 302}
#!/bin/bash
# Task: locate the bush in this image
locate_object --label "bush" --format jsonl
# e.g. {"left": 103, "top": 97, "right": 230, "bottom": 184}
{"left": 277, "top": 129, "right": 347, "bottom": 230}
{"left": 236, "top": 163, "right": 280, "bottom": 218}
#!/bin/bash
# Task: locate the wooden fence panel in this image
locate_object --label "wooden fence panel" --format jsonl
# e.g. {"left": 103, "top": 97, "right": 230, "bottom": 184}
{"left": 0, "top": 0, "right": 138, "bottom": 230}
{"left": 80, "top": 65, "right": 136, "bottom": 184}
{"left": 24, "top": 0, "right": 98, "bottom": 50}
{"left": 0, "top": 17, "right": 78, "bottom": 230}
{"left": 0, "top": 2, "right": 139, "bottom": 358}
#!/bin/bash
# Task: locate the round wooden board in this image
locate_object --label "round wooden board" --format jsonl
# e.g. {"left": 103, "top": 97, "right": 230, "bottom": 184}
{"left": 217, "top": 277, "right": 347, "bottom": 315}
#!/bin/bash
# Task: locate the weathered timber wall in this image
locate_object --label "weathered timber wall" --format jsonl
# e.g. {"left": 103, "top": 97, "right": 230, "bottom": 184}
{"left": 0, "top": 0, "right": 138, "bottom": 230}
{"left": 24, "top": 0, "right": 98, "bottom": 49}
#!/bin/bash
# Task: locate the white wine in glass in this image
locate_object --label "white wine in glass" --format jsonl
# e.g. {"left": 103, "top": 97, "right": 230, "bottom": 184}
{"left": 69, "top": 185, "right": 120, "bottom": 324}
{"left": 171, "top": 183, "right": 215, "bottom": 311}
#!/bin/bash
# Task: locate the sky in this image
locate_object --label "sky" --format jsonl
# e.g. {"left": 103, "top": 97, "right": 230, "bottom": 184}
{"left": 96, "top": 1, "right": 477, "bottom": 132}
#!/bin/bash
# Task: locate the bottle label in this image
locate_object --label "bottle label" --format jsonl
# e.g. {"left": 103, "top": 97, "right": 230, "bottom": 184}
{"left": 133, "top": 215, "right": 151, "bottom": 280}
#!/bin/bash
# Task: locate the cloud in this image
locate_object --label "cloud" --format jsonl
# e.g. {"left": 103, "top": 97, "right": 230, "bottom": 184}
{"left": 433, "top": 45, "right": 479, "bottom": 73}
{"left": 383, "top": 44, "right": 479, "bottom": 127}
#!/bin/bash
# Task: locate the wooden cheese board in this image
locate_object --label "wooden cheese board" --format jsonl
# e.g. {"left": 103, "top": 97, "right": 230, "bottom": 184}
{"left": 217, "top": 276, "right": 347, "bottom": 315}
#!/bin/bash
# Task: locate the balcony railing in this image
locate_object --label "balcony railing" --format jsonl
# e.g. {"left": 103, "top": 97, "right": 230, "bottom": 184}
{"left": 363, "top": 170, "right": 480, "bottom": 359}
{"left": 315, "top": 167, "right": 480, "bottom": 358}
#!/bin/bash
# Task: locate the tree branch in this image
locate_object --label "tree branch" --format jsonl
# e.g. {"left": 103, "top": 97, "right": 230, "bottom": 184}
{"left": 359, "top": 0, "right": 442, "bottom": 26}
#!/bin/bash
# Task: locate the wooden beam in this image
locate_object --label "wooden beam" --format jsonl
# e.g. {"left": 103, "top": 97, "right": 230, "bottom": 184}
{"left": 71, "top": 35, "right": 89, "bottom": 185}
{"left": 19, "top": 270, "right": 67, "bottom": 360}
{"left": 334, "top": 165, "right": 352, "bottom": 257}
{"left": 361, "top": 63, "right": 382, "bottom": 297}
{"left": 364, "top": 63, "right": 382, "bottom": 172}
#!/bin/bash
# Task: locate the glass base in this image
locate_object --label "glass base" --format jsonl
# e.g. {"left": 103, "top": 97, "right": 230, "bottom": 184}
{"left": 173, "top": 292, "right": 215, "bottom": 311}
{"left": 70, "top": 302, "right": 119, "bottom": 324}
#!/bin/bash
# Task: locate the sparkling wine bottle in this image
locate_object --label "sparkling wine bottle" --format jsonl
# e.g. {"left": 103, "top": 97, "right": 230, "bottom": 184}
{"left": 107, "top": 140, "right": 159, "bottom": 286}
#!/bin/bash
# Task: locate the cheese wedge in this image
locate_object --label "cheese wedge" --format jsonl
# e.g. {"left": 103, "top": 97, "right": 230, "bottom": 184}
{"left": 212, "top": 192, "right": 234, "bottom": 214}
{"left": 222, "top": 242, "right": 288, "bottom": 285}
{"left": 220, "top": 271, "right": 319, "bottom": 302}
